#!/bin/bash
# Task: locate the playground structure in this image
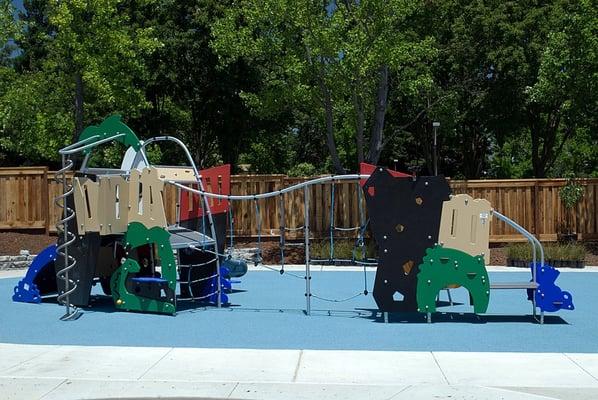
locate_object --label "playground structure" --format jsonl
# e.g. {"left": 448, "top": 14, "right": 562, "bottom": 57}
{"left": 12, "top": 115, "right": 574, "bottom": 323}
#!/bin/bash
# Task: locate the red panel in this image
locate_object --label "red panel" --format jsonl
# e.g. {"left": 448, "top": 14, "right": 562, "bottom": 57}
{"left": 359, "top": 163, "right": 410, "bottom": 187}
{"left": 180, "top": 164, "right": 231, "bottom": 219}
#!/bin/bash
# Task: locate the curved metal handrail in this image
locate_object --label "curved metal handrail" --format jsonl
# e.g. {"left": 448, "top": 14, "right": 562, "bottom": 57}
{"left": 59, "top": 133, "right": 126, "bottom": 155}
{"left": 140, "top": 136, "right": 222, "bottom": 307}
{"left": 169, "top": 174, "right": 370, "bottom": 201}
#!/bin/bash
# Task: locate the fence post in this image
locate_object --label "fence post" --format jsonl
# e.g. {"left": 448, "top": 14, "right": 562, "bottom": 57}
{"left": 43, "top": 167, "right": 50, "bottom": 234}
{"left": 533, "top": 181, "right": 540, "bottom": 236}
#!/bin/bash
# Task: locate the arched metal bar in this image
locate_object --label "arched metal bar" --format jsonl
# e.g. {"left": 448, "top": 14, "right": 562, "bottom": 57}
{"left": 169, "top": 174, "right": 370, "bottom": 201}
{"left": 139, "top": 136, "right": 222, "bottom": 307}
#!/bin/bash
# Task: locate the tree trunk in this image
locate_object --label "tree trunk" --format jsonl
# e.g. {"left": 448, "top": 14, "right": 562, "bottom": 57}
{"left": 73, "top": 72, "right": 84, "bottom": 142}
{"left": 323, "top": 85, "right": 345, "bottom": 174}
{"left": 305, "top": 43, "right": 344, "bottom": 174}
{"left": 529, "top": 103, "right": 569, "bottom": 178}
{"left": 366, "top": 65, "right": 389, "bottom": 165}
{"left": 353, "top": 86, "right": 365, "bottom": 164}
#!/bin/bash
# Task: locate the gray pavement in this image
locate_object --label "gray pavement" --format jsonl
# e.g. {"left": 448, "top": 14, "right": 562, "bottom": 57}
{"left": 1, "top": 344, "right": 598, "bottom": 399}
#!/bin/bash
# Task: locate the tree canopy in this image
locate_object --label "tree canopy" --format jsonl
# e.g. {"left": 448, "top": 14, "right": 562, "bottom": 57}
{"left": 0, "top": 0, "right": 596, "bottom": 177}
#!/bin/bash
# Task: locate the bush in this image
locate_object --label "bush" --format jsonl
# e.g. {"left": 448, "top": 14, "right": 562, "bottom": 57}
{"left": 506, "top": 243, "right": 586, "bottom": 262}
{"left": 545, "top": 243, "right": 586, "bottom": 261}
{"left": 287, "top": 162, "right": 317, "bottom": 177}
{"left": 506, "top": 243, "right": 534, "bottom": 262}
{"left": 311, "top": 239, "right": 377, "bottom": 261}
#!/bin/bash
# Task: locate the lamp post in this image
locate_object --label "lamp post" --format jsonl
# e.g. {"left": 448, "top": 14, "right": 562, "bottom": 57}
{"left": 432, "top": 122, "right": 440, "bottom": 176}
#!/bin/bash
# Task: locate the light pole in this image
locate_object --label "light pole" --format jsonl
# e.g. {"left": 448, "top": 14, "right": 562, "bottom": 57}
{"left": 432, "top": 122, "right": 440, "bottom": 176}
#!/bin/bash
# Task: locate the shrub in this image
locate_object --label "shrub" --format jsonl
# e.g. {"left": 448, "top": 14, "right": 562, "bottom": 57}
{"left": 311, "top": 238, "right": 377, "bottom": 261}
{"left": 545, "top": 243, "right": 586, "bottom": 261}
{"left": 507, "top": 243, "right": 586, "bottom": 262}
{"left": 287, "top": 162, "right": 317, "bottom": 177}
{"left": 506, "top": 243, "right": 534, "bottom": 262}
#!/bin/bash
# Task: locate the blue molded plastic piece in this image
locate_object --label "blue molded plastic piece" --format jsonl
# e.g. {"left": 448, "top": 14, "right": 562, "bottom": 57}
{"left": 204, "top": 266, "right": 234, "bottom": 305}
{"left": 528, "top": 262, "right": 574, "bottom": 312}
{"left": 221, "top": 258, "right": 248, "bottom": 278}
{"left": 131, "top": 277, "right": 168, "bottom": 284}
{"left": 12, "top": 244, "right": 57, "bottom": 304}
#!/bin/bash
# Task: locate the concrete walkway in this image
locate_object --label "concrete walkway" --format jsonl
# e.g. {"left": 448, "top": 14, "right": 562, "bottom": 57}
{"left": 2, "top": 343, "right": 598, "bottom": 399}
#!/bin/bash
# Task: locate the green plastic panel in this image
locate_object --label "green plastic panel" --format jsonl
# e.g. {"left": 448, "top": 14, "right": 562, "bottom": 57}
{"left": 416, "top": 245, "right": 490, "bottom": 314}
{"left": 110, "top": 222, "right": 177, "bottom": 314}
{"left": 78, "top": 115, "right": 141, "bottom": 155}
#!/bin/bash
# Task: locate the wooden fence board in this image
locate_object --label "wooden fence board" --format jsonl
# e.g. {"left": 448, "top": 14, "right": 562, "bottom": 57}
{"left": 1, "top": 168, "right": 596, "bottom": 242}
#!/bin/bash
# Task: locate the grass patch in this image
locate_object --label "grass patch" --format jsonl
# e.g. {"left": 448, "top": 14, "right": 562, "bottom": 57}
{"left": 506, "top": 243, "right": 586, "bottom": 262}
{"left": 311, "top": 238, "right": 377, "bottom": 261}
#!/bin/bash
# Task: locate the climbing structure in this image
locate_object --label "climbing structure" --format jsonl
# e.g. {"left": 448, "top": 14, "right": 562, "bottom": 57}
{"left": 13, "top": 115, "right": 243, "bottom": 318}
{"left": 11, "top": 115, "right": 575, "bottom": 324}
{"left": 416, "top": 245, "right": 490, "bottom": 314}
{"left": 361, "top": 164, "right": 451, "bottom": 312}
{"left": 360, "top": 164, "right": 574, "bottom": 322}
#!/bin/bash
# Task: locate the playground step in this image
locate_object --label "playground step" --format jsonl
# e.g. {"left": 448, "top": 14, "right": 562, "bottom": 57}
{"left": 167, "top": 225, "right": 215, "bottom": 249}
{"left": 490, "top": 282, "right": 539, "bottom": 289}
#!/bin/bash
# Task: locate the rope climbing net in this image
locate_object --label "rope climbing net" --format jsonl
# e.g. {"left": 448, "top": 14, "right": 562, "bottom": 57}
{"left": 170, "top": 174, "right": 373, "bottom": 313}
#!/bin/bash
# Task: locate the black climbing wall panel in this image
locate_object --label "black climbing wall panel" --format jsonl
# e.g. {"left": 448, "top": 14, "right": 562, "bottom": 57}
{"left": 55, "top": 231, "right": 101, "bottom": 307}
{"left": 179, "top": 212, "right": 227, "bottom": 299}
{"left": 362, "top": 167, "right": 451, "bottom": 312}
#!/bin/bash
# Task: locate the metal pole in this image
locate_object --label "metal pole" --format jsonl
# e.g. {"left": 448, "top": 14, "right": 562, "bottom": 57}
{"left": 175, "top": 186, "right": 181, "bottom": 227}
{"left": 432, "top": 122, "right": 440, "bottom": 176}
{"left": 304, "top": 185, "right": 311, "bottom": 316}
{"left": 493, "top": 210, "right": 545, "bottom": 323}
{"left": 140, "top": 136, "right": 221, "bottom": 309}
{"left": 61, "top": 155, "right": 70, "bottom": 317}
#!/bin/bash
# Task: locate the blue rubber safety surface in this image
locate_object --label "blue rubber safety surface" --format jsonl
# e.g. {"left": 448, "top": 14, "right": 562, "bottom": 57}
{"left": 1, "top": 270, "right": 596, "bottom": 352}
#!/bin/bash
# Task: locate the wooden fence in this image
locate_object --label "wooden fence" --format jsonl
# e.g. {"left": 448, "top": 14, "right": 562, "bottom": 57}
{"left": 0, "top": 167, "right": 597, "bottom": 242}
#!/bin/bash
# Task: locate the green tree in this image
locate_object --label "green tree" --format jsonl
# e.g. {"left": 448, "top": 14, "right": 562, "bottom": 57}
{"left": 132, "top": 0, "right": 274, "bottom": 169}
{"left": 525, "top": 0, "right": 597, "bottom": 177}
{"left": 0, "top": 0, "right": 160, "bottom": 166}
{"left": 212, "top": 0, "right": 435, "bottom": 173}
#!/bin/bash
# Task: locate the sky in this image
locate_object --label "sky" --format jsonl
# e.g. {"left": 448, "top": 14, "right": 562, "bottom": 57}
{"left": 12, "top": 0, "right": 23, "bottom": 12}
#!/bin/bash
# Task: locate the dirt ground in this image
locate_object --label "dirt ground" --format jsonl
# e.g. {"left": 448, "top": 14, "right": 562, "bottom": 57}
{"left": 0, "top": 231, "right": 56, "bottom": 255}
{"left": 1, "top": 231, "right": 597, "bottom": 266}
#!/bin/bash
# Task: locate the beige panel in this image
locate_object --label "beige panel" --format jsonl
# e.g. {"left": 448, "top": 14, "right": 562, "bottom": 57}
{"left": 154, "top": 167, "right": 198, "bottom": 183}
{"left": 127, "top": 167, "right": 167, "bottom": 229}
{"left": 72, "top": 178, "right": 87, "bottom": 235}
{"left": 98, "top": 176, "right": 129, "bottom": 235}
{"left": 72, "top": 177, "right": 100, "bottom": 234}
{"left": 438, "top": 194, "right": 493, "bottom": 264}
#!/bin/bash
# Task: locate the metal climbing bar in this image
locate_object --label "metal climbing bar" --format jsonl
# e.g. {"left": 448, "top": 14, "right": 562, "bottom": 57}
{"left": 254, "top": 198, "right": 264, "bottom": 265}
{"left": 278, "top": 193, "right": 286, "bottom": 272}
{"left": 59, "top": 133, "right": 126, "bottom": 155}
{"left": 171, "top": 173, "right": 376, "bottom": 309}
{"left": 55, "top": 155, "right": 79, "bottom": 321}
{"left": 54, "top": 132, "right": 129, "bottom": 321}
{"left": 304, "top": 185, "right": 311, "bottom": 316}
{"left": 169, "top": 174, "right": 370, "bottom": 200}
{"left": 493, "top": 210, "right": 544, "bottom": 323}
{"left": 329, "top": 181, "right": 335, "bottom": 261}
{"left": 141, "top": 136, "right": 222, "bottom": 308}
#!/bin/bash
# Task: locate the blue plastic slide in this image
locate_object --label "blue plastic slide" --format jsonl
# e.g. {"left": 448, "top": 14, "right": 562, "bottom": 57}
{"left": 12, "top": 244, "right": 57, "bottom": 304}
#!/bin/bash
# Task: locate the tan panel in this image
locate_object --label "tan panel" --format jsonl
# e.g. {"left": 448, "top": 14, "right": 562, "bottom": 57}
{"left": 154, "top": 167, "right": 197, "bottom": 183}
{"left": 438, "top": 194, "right": 493, "bottom": 264}
{"left": 72, "top": 177, "right": 100, "bottom": 234}
{"left": 98, "top": 176, "right": 129, "bottom": 235}
{"left": 127, "top": 167, "right": 167, "bottom": 228}
{"left": 72, "top": 177, "right": 87, "bottom": 235}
